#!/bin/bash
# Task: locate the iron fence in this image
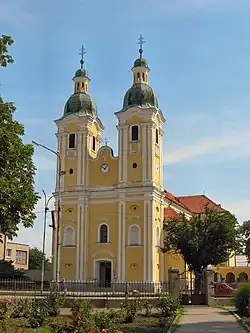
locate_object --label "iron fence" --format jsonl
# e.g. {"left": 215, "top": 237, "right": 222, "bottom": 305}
{"left": 0, "top": 279, "right": 170, "bottom": 298}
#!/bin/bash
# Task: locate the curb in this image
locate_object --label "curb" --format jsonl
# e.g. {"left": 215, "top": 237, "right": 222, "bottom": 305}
{"left": 230, "top": 311, "right": 250, "bottom": 332}
{"left": 167, "top": 307, "right": 184, "bottom": 333}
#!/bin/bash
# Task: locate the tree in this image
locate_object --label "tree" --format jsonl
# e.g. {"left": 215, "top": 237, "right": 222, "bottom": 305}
{"left": 162, "top": 207, "right": 239, "bottom": 293}
{"left": 0, "top": 35, "right": 14, "bottom": 67}
{"left": 0, "top": 35, "right": 39, "bottom": 238}
{"left": 29, "top": 248, "right": 51, "bottom": 270}
{"left": 239, "top": 220, "right": 250, "bottom": 263}
{"left": 0, "top": 260, "right": 25, "bottom": 278}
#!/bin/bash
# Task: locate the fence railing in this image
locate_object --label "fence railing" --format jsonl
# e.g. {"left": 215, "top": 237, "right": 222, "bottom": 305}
{"left": 0, "top": 279, "right": 170, "bottom": 298}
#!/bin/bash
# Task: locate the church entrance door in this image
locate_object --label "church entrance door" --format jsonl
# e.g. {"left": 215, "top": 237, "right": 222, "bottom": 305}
{"left": 98, "top": 260, "right": 112, "bottom": 287}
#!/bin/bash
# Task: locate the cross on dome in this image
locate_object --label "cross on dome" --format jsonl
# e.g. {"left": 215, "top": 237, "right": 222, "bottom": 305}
{"left": 137, "top": 34, "right": 145, "bottom": 58}
{"left": 79, "top": 45, "right": 86, "bottom": 69}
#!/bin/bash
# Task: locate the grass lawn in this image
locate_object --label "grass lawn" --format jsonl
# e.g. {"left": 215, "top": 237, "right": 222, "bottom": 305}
{"left": 119, "top": 316, "right": 172, "bottom": 332}
{"left": 1, "top": 314, "right": 172, "bottom": 332}
{"left": 1, "top": 316, "right": 71, "bottom": 332}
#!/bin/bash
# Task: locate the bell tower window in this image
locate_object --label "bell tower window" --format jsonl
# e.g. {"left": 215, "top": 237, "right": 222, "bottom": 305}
{"left": 156, "top": 128, "right": 159, "bottom": 145}
{"left": 92, "top": 136, "right": 96, "bottom": 151}
{"left": 142, "top": 73, "right": 145, "bottom": 81}
{"left": 131, "top": 125, "right": 139, "bottom": 142}
{"left": 69, "top": 133, "right": 75, "bottom": 148}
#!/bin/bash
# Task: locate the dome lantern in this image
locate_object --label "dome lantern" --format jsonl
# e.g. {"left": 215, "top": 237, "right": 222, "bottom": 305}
{"left": 121, "top": 35, "right": 158, "bottom": 111}
{"left": 132, "top": 34, "right": 150, "bottom": 85}
{"left": 63, "top": 46, "right": 97, "bottom": 117}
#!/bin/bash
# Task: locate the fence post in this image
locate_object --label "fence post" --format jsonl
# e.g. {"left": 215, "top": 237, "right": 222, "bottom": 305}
{"left": 204, "top": 269, "right": 214, "bottom": 306}
{"left": 168, "top": 268, "right": 180, "bottom": 298}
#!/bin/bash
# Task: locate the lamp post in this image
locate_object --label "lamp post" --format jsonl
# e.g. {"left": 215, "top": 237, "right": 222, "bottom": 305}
{"left": 32, "top": 140, "right": 64, "bottom": 283}
{"left": 41, "top": 190, "right": 55, "bottom": 292}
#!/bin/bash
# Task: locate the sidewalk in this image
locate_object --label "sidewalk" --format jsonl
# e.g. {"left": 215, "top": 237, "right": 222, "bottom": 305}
{"left": 176, "top": 306, "right": 246, "bottom": 332}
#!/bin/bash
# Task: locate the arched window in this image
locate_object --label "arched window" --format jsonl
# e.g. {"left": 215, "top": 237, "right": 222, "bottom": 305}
{"left": 63, "top": 227, "right": 74, "bottom": 247}
{"left": 156, "top": 227, "right": 160, "bottom": 247}
{"left": 239, "top": 272, "right": 248, "bottom": 282}
{"left": 99, "top": 224, "right": 108, "bottom": 243}
{"left": 226, "top": 272, "right": 235, "bottom": 283}
{"left": 214, "top": 272, "right": 222, "bottom": 282}
{"left": 131, "top": 125, "right": 139, "bottom": 142}
{"left": 128, "top": 225, "right": 140, "bottom": 246}
{"left": 69, "top": 133, "right": 75, "bottom": 148}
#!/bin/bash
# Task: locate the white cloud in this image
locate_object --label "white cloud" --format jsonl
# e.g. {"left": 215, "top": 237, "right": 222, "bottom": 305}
{"left": 165, "top": 131, "right": 250, "bottom": 164}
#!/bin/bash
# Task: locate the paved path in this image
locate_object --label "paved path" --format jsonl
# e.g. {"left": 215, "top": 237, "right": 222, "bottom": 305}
{"left": 176, "top": 306, "right": 246, "bottom": 332}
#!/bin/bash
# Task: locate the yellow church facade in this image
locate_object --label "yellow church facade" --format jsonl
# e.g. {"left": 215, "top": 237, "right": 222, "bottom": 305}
{"left": 52, "top": 39, "right": 225, "bottom": 284}
{"left": 53, "top": 39, "right": 170, "bottom": 283}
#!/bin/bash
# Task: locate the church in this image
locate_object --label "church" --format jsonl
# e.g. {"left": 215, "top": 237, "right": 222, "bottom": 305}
{"left": 52, "top": 37, "right": 225, "bottom": 283}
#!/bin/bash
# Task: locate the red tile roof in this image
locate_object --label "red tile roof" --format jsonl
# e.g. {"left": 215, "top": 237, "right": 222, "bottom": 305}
{"left": 164, "top": 207, "right": 179, "bottom": 219}
{"left": 176, "top": 195, "right": 225, "bottom": 214}
{"left": 164, "top": 191, "right": 189, "bottom": 210}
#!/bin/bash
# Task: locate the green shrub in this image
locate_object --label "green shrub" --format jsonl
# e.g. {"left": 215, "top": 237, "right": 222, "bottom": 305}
{"left": 121, "top": 296, "right": 142, "bottom": 323}
{"left": 12, "top": 298, "right": 32, "bottom": 318}
{"left": 155, "top": 294, "right": 180, "bottom": 318}
{"left": 27, "top": 300, "right": 48, "bottom": 328}
{"left": 0, "top": 300, "right": 13, "bottom": 320}
{"left": 93, "top": 309, "right": 121, "bottom": 332}
{"left": 71, "top": 299, "right": 93, "bottom": 332}
{"left": 45, "top": 282, "right": 66, "bottom": 316}
{"left": 49, "top": 322, "right": 72, "bottom": 333}
{"left": 235, "top": 283, "right": 250, "bottom": 316}
{"left": 141, "top": 299, "right": 154, "bottom": 317}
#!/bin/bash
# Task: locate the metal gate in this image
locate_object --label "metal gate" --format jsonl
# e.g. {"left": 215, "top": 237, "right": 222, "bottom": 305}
{"left": 179, "top": 271, "right": 206, "bottom": 305}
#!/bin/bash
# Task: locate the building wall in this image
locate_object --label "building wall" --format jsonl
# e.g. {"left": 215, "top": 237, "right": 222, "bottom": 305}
{"left": 5, "top": 242, "right": 29, "bottom": 270}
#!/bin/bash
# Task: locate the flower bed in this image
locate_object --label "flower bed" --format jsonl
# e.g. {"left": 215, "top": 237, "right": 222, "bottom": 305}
{"left": 0, "top": 286, "right": 180, "bottom": 332}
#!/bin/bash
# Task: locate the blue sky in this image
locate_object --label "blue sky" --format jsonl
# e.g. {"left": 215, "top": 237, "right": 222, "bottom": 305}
{"left": 1, "top": 0, "right": 250, "bottom": 256}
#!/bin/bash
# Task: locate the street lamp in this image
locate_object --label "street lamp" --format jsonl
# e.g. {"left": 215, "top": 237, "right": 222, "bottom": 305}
{"left": 41, "top": 190, "right": 56, "bottom": 293}
{"left": 32, "top": 140, "right": 64, "bottom": 283}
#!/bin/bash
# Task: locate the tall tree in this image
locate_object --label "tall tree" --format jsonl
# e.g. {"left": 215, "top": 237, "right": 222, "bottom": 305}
{"left": 29, "top": 248, "right": 51, "bottom": 270}
{"left": 0, "top": 35, "right": 14, "bottom": 67}
{"left": 162, "top": 207, "right": 239, "bottom": 293}
{"left": 239, "top": 220, "right": 250, "bottom": 263}
{"left": 0, "top": 35, "right": 39, "bottom": 237}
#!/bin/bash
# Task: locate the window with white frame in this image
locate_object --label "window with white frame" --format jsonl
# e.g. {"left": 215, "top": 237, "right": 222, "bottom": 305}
{"left": 16, "top": 250, "right": 27, "bottom": 265}
{"left": 63, "top": 227, "right": 74, "bottom": 247}
{"left": 156, "top": 227, "right": 160, "bottom": 247}
{"left": 99, "top": 224, "right": 108, "bottom": 243}
{"left": 128, "top": 225, "right": 140, "bottom": 246}
{"left": 6, "top": 249, "right": 12, "bottom": 257}
{"left": 131, "top": 125, "right": 139, "bottom": 142}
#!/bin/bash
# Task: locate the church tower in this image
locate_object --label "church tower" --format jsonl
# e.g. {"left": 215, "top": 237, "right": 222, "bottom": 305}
{"left": 115, "top": 35, "right": 166, "bottom": 281}
{"left": 53, "top": 47, "right": 104, "bottom": 280}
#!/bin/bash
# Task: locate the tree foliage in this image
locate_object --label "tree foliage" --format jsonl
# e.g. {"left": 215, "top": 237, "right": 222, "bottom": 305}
{"left": 0, "top": 35, "right": 39, "bottom": 238}
{"left": 0, "top": 35, "right": 14, "bottom": 67}
{"left": 162, "top": 207, "right": 239, "bottom": 292}
{"left": 29, "top": 247, "right": 51, "bottom": 270}
{"left": 239, "top": 220, "right": 250, "bottom": 262}
{"left": 0, "top": 260, "right": 24, "bottom": 278}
